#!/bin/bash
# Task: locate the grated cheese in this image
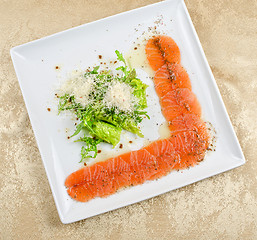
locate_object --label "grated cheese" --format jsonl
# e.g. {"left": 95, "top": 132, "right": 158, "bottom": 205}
{"left": 104, "top": 81, "right": 134, "bottom": 112}
{"left": 60, "top": 70, "right": 136, "bottom": 112}
{"left": 60, "top": 72, "right": 94, "bottom": 107}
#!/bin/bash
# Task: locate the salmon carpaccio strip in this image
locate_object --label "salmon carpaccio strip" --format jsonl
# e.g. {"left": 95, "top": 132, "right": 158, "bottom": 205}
{"left": 145, "top": 36, "right": 181, "bottom": 71}
{"left": 65, "top": 35, "right": 210, "bottom": 202}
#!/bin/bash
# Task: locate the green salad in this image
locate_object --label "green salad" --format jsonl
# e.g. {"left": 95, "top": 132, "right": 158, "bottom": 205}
{"left": 57, "top": 51, "right": 149, "bottom": 162}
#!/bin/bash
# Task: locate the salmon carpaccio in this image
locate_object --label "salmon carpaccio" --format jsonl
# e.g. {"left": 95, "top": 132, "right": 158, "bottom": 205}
{"left": 65, "top": 35, "right": 211, "bottom": 202}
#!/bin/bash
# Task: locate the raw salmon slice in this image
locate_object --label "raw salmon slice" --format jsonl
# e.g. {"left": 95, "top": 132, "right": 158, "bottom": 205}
{"left": 168, "top": 114, "right": 210, "bottom": 169}
{"left": 169, "top": 113, "right": 210, "bottom": 145}
{"left": 67, "top": 179, "right": 117, "bottom": 202}
{"left": 145, "top": 35, "right": 181, "bottom": 71}
{"left": 160, "top": 88, "right": 201, "bottom": 121}
{"left": 154, "top": 64, "right": 192, "bottom": 96}
{"left": 144, "top": 139, "right": 178, "bottom": 179}
{"left": 65, "top": 161, "right": 108, "bottom": 188}
{"left": 65, "top": 139, "right": 179, "bottom": 202}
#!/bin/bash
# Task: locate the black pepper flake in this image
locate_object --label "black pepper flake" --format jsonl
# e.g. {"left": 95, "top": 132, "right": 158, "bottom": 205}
{"left": 84, "top": 162, "right": 87, "bottom": 166}
{"left": 55, "top": 66, "right": 59, "bottom": 69}
{"left": 134, "top": 47, "right": 137, "bottom": 50}
{"left": 119, "top": 144, "right": 123, "bottom": 149}
{"left": 67, "top": 136, "right": 70, "bottom": 139}
{"left": 98, "top": 150, "right": 101, "bottom": 153}
{"left": 129, "top": 141, "right": 133, "bottom": 143}
{"left": 99, "top": 55, "right": 102, "bottom": 59}
{"left": 47, "top": 108, "right": 51, "bottom": 112}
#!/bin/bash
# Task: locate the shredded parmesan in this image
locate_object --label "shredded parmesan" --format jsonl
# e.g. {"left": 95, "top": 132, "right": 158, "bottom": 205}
{"left": 60, "top": 72, "right": 94, "bottom": 107}
{"left": 104, "top": 81, "right": 134, "bottom": 112}
{"left": 59, "top": 70, "right": 137, "bottom": 112}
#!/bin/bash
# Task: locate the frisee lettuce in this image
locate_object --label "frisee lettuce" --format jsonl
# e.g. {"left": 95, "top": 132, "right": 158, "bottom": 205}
{"left": 57, "top": 51, "right": 149, "bottom": 162}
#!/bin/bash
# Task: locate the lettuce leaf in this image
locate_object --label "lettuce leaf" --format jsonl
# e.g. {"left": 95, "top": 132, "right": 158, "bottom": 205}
{"left": 92, "top": 121, "right": 121, "bottom": 146}
{"left": 121, "top": 118, "right": 143, "bottom": 137}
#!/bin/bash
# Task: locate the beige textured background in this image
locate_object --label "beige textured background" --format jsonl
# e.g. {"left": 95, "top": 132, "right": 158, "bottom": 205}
{"left": 1, "top": 0, "right": 257, "bottom": 239}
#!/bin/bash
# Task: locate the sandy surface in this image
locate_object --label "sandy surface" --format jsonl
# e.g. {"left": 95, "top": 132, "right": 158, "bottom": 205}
{"left": 1, "top": 0, "right": 257, "bottom": 239}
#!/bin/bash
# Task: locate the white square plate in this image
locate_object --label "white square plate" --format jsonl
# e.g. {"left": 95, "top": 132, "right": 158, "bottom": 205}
{"left": 11, "top": 0, "right": 245, "bottom": 224}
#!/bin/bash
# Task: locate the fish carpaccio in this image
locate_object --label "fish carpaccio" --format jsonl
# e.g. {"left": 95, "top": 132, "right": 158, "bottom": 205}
{"left": 65, "top": 35, "right": 211, "bottom": 202}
